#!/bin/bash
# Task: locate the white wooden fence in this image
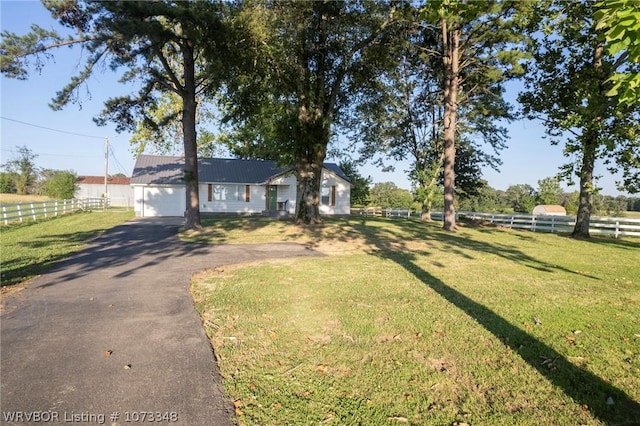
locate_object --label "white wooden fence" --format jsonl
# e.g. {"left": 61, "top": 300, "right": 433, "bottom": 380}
{"left": 455, "top": 211, "right": 640, "bottom": 238}
{"left": 1, "top": 198, "right": 108, "bottom": 225}
{"left": 350, "top": 208, "right": 640, "bottom": 238}
{"left": 350, "top": 207, "right": 414, "bottom": 218}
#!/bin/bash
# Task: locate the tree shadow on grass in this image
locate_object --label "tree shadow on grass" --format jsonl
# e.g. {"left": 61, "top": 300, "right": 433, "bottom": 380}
{"left": 1, "top": 230, "right": 103, "bottom": 287}
{"left": 184, "top": 216, "right": 295, "bottom": 244}
{"left": 171, "top": 214, "right": 639, "bottom": 423}
{"left": 359, "top": 219, "right": 640, "bottom": 424}
{"left": 352, "top": 217, "right": 602, "bottom": 279}
{"left": 2, "top": 219, "right": 212, "bottom": 289}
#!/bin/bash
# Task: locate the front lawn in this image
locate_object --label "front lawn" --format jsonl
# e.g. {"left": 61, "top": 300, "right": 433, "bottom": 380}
{"left": 190, "top": 217, "right": 640, "bottom": 425}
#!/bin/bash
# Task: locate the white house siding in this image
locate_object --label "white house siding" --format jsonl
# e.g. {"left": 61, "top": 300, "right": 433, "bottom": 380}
{"left": 270, "top": 174, "right": 297, "bottom": 214}
{"left": 134, "top": 185, "right": 185, "bottom": 217}
{"left": 319, "top": 170, "right": 351, "bottom": 215}
{"left": 131, "top": 158, "right": 351, "bottom": 217}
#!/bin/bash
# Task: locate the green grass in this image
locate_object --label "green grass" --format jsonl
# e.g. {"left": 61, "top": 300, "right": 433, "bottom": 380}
{"left": 190, "top": 217, "right": 640, "bottom": 425}
{"left": 1, "top": 210, "right": 134, "bottom": 287}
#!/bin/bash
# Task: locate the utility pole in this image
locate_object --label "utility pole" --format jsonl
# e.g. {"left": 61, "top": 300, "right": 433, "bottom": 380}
{"left": 104, "top": 136, "right": 109, "bottom": 208}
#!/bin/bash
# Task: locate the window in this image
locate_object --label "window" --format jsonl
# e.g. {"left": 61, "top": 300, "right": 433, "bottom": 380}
{"left": 212, "top": 185, "right": 228, "bottom": 200}
{"left": 321, "top": 187, "right": 330, "bottom": 205}
{"left": 321, "top": 186, "right": 336, "bottom": 206}
{"left": 208, "top": 184, "right": 213, "bottom": 202}
{"left": 211, "top": 185, "right": 245, "bottom": 201}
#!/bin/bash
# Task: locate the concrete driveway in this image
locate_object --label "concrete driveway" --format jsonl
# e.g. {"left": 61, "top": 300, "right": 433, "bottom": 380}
{"left": 1, "top": 217, "right": 321, "bottom": 425}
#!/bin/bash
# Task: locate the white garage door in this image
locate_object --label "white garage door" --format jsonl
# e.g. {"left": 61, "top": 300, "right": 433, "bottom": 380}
{"left": 143, "top": 186, "right": 185, "bottom": 217}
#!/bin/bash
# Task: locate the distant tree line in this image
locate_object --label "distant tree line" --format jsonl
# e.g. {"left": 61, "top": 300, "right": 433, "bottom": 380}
{"left": 0, "top": 145, "right": 77, "bottom": 200}
{"left": 342, "top": 164, "right": 639, "bottom": 216}
{"left": 455, "top": 180, "right": 639, "bottom": 217}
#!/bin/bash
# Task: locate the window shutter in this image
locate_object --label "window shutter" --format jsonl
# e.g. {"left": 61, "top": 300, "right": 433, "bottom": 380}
{"left": 208, "top": 184, "right": 213, "bottom": 202}
{"left": 331, "top": 186, "right": 336, "bottom": 206}
{"left": 245, "top": 185, "right": 250, "bottom": 202}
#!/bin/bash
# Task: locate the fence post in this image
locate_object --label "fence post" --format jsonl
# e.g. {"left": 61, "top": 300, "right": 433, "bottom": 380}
{"left": 31, "top": 203, "right": 37, "bottom": 221}
{"left": 615, "top": 220, "right": 620, "bottom": 238}
{"left": 55, "top": 200, "right": 58, "bottom": 217}
{"left": 43, "top": 202, "right": 48, "bottom": 219}
{"left": 531, "top": 216, "right": 536, "bottom": 232}
{"left": 17, "top": 204, "right": 23, "bottom": 222}
{"left": 2, "top": 206, "right": 7, "bottom": 225}
{"left": 551, "top": 216, "right": 555, "bottom": 233}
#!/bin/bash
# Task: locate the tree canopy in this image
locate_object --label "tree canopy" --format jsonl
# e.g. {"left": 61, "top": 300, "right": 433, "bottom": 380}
{"left": 418, "top": 0, "right": 532, "bottom": 230}
{"left": 221, "top": 0, "right": 404, "bottom": 224}
{"left": 519, "top": 0, "right": 640, "bottom": 237}
{"left": 1, "top": 1, "right": 232, "bottom": 229}
{"left": 2, "top": 0, "right": 638, "bottom": 232}
{"left": 1, "top": 146, "right": 39, "bottom": 195}
{"left": 351, "top": 9, "right": 507, "bottom": 221}
{"left": 595, "top": 0, "right": 640, "bottom": 107}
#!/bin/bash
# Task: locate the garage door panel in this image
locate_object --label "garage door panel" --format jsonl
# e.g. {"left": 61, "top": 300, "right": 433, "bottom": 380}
{"left": 143, "top": 187, "right": 185, "bottom": 217}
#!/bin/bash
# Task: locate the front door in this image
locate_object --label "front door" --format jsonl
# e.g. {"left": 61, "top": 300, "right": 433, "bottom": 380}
{"left": 268, "top": 185, "right": 278, "bottom": 211}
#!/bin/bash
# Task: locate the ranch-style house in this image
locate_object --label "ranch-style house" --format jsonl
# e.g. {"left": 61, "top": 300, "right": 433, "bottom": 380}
{"left": 130, "top": 154, "right": 351, "bottom": 217}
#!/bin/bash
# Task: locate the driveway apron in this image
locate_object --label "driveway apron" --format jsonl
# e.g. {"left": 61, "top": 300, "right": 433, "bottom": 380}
{"left": 1, "top": 217, "right": 321, "bottom": 425}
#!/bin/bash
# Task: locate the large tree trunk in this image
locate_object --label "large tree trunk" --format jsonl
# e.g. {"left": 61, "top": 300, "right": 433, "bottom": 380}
{"left": 293, "top": 92, "right": 329, "bottom": 224}
{"left": 572, "top": 139, "right": 596, "bottom": 238}
{"left": 573, "top": 43, "right": 605, "bottom": 238}
{"left": 182, "top": 42, "right": 202, "bottom": 230}
{"left": 294, "top": 147, "right": 325, "bottom": 225}
{"left": 294, "top": 161, "right": 322, "bottom": 225}
{"left": 442, "top": 20, "right": 460, "bottom": 231}
{"left": 421, "top": 199, "right": 433, "bottom": 222}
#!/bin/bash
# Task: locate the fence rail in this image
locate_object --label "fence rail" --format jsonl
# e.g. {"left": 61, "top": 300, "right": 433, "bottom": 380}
{"left": 457, "top": 211, "right": 640, "bottom": 238}
{"left": 350, "top": 208, "right": 640, "bottom": 238}
{"left": 1, "top": 198, "right": 108, "bottom": 225}
{"left": 350, "top": 207, "right": 414, "bottom": 218}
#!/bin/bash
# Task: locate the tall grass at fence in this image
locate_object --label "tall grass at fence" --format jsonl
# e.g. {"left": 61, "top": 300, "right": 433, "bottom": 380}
{"left": 0, "top": 194, "right": 51, "bottom": 205}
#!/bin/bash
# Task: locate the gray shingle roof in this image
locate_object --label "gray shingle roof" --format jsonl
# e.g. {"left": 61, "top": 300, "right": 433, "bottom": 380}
{"left": 131, "top": 155, "right": 349, "bottom": 185}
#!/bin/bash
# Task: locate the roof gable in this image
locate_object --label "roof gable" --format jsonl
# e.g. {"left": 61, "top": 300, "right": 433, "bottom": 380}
{"left": 323, "top": 163, "right": 350, "bottom": 183}
{"left": 131, "top": 155, "right": 350, "bottom": 186}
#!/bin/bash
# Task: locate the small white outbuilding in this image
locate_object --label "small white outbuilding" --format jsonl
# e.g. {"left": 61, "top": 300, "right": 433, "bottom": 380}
{"left": 532, "top": 205, "right": 567, "bottom": 216}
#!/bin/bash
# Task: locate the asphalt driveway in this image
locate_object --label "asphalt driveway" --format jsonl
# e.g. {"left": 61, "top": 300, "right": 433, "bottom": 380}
{"left": 1, "top": 217, "right": 321, "bottom": 425}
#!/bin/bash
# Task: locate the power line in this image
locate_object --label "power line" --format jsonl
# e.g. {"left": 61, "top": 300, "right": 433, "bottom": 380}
{"left": 0, "top": 148, "right": 98, "bottom": 159}
{"left": 1, "top": 116, "right": 105, "bottom": 139}
{"left": 109, "top": 146, "right": 130, "bottom": 175}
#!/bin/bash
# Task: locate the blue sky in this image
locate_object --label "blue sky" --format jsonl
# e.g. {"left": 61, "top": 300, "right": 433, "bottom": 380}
{"left": 0, "top": 1, "right": 628, "bottom": 195}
